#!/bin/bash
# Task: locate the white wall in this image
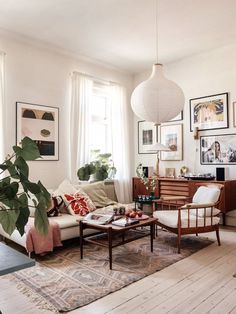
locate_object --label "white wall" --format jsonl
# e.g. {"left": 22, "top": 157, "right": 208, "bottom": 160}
{"left": 133, "top": 43, "right": 236, "bottom": 179}
{"left": 0, "top": 33, "right": 133, "bottom": 188}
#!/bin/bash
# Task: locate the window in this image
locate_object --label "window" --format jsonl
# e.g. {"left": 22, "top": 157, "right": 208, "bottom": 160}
{"left": 90, "top": 83, "right": 111, "bottom": 159}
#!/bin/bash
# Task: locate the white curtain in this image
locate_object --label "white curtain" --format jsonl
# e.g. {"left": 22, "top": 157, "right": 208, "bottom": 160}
{"left": 110, "top": 84, "right": 132, "bottom": 203}
{"left": 0, "top": 52, "right": 5, "bottom": 164}
{"left": 69, "top": 72, "right": 93, "bottom": 183}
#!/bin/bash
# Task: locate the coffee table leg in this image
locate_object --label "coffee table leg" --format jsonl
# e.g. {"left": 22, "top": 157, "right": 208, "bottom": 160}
{"left": 150, "top": 222, "right": 154, "bottom": 252}
{"left": 108, "top": 227, "right": 112, "bottom": 270}
{"left": 79, "top": 220, "right": 83, "bottom": 259}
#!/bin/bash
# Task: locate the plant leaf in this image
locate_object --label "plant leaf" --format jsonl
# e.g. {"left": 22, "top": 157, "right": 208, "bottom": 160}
{"left": 34, "top": 207, "right": 48, "bottom": 235}
{"left": 17, "top": 137, "right": 41, "bottom": 161}
{"left": 24, "top": 182, "right": 41, "bottom": 194}
{"left": 4, "top": 182, "right": 19, "bottom": 200}
{"left": 14, "top": 156, "right": 29, "bottom": 178}
{"left": 0, "top": 209, "right": 20, "bottom": 235}
{"left": 0, "top": 164, "right": 8, "bottom": 171}
{"left": 37, "top": 181, "right": 51, "bottom": 207}
{"left": 15, "top": 206, "right": 30, "bottom": 236}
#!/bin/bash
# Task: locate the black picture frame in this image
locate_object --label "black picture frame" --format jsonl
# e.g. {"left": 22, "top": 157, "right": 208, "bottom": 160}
{"left": 190, "top": 92, "right": 229, "bottom": 132}
{"left": 200, "top": 134, "right": 236, "bottom": 165}
{"left": 138, "top": 120, "right": 158, "bottom": 154}
{"left": 166, "top": 110, "right": 183, "bottom": 122}
{"left": 16, "top": 101, "right": 59, "bottom": 161}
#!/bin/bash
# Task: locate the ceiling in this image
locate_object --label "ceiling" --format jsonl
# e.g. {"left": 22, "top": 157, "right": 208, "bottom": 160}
{"left": 1, "top": 0, "right": 236, "bottom": 74}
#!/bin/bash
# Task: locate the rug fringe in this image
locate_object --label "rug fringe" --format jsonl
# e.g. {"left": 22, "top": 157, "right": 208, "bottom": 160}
{"left": 10, "top": 276, "right": 58, "bottom": 313}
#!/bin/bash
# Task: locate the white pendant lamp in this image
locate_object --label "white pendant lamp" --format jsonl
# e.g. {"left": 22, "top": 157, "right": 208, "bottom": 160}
{"left": 131, "top": 1, "right": 185, "bottom": 124}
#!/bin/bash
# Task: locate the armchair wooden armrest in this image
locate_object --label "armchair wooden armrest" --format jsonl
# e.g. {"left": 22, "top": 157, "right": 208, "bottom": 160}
{"left": 181, "top": 202, "right": 215, "bottom": 209}
{"left": 153, "top": 196, "right": 190, "bottom": 211}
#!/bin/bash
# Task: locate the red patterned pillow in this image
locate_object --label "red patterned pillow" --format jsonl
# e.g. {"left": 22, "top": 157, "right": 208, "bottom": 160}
{"left": 63, "top": 192, "right": 96, "bottom": 216}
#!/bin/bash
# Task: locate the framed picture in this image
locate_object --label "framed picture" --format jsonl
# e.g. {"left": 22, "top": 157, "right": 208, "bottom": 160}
{"left": 190, "top": 92, "right": 228, "bottom": 132}
{"left": 138, "top": 120, "right": 158, "bottom": 154}
{"left": 16, "top": 102, "right": 59, "bottom": 160}
{"left": 167, "top": 110, "right": 183, "bottom": 122}
{"left": 200, "top": 134, "right": 236, "bottom": 164}
{"left": 165, "top": 168, "right": 175, "bottom": 178}
{"left": 233, "top": 102, "right": 236, "bottom": 127}
{"left": 160, "top": 124, "right": 183, "bottom": 161}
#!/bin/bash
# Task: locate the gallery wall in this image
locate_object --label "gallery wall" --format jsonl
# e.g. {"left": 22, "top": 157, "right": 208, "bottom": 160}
{"left": 133, "top": 42, "right": 236, "bottom": 179}
{"left": 0, "top": 31, "right": 134, "bottom": 188}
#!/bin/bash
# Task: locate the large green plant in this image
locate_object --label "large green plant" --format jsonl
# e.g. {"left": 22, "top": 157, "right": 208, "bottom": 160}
{"left": 0, "top": 137, "right": 51, "bottom": 236}
{"left": 77, "top": 152, "right": 116, "bottom": 181}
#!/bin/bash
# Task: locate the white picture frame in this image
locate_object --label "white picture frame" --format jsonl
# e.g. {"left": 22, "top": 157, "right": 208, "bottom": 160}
{"left": 160, "top": 124, "right": 183, "bottom": 161}
{"left": 138, "top": 120, "right": 158, "bottom": 154}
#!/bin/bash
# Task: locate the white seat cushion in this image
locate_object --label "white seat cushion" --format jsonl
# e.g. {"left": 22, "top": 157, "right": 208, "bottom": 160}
{"left": 189, "top": 206, "right": 221, "bottom": 217}
{"left": 153, "top": 210, "right": 220, "bottom": 228}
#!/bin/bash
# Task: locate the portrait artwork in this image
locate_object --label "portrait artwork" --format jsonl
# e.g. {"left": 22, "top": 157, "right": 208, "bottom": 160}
{"left": 201, "top": 134, "right": 236, "bottom": 164}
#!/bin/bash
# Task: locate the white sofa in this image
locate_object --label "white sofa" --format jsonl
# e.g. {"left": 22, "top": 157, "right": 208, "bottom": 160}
{"left": 0, "top": 180, "right": 124, "bottom": 252}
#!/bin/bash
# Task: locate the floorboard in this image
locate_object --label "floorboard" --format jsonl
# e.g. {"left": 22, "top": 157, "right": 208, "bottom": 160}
{"left": 0, "top": 227, "right": 236, "bottom": 314}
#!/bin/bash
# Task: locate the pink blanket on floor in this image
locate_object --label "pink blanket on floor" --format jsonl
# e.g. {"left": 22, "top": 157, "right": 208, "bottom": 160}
{"left": 25, "top": 217, "right": 62, "bottom": 254}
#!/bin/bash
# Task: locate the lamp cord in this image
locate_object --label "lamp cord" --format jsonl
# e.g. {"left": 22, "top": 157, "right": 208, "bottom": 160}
{"left": 155, "top": 0, "right": 158, "bottom": 64}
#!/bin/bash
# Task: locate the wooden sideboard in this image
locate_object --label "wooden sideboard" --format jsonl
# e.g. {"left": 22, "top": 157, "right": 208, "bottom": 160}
{"left": 132, "top": 177, "right": 236, "bottom": 224}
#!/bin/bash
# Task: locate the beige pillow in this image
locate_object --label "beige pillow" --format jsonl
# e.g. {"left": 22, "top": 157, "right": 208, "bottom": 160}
{"left": 80, "top": 181, "right": 117, "bottom": 208}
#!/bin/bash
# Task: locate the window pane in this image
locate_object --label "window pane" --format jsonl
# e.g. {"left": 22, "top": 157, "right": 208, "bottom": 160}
{"left": 90, "top": 122, "right": 107, "bottom": 154}
{"left": 92, "top": 95, "right": 106, "bottom": 118}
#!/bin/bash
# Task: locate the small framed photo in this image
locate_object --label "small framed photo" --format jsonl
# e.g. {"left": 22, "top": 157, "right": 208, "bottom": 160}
{"left": 233, "top": 102, "right": 236, "bottom": 127}
{"left": 200, "top": 134, "right": 236, "bottom": 164}
{"left": 165, "top": 168, "right": 175, "bottom": 178}
{"left": 160, "top": 124, "right": 183, "bottom": 161}
{"left": 138, "top": 121, "right": 158, "bottom": 154}
{"left": 167, "top": 110, "right": 183, "bottom": 122}
{"left": 190, "top": 92, "right": 228, "bottom": 132}
{"left": 16, "top": 102, "right": 59, "bottom": 160}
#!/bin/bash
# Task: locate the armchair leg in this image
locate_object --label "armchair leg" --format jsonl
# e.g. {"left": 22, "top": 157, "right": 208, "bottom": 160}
{"left": 216, "top": 228, "right": 221, "bottom": 246}
{"left": 177, "top": 233, "right": 181, "bottom": 254}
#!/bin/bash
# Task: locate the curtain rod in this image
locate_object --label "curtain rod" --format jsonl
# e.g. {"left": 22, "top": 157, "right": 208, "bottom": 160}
{"left": 72, "top": 70, "right": 119, "bottom": 86}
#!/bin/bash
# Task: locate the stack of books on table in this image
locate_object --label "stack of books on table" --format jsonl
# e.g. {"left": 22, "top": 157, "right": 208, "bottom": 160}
{"left": 112, "top": 218, "right": 139, "bottom": 227}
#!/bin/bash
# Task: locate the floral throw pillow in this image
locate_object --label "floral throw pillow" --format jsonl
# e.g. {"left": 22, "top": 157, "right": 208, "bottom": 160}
{"left": 63, "top": 192, "right": 96, "bottom": 216}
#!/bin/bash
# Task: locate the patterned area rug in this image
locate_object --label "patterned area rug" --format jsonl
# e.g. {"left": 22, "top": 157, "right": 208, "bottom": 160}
{"left": 10, "top": 230, "right": 213, "bottom": 313}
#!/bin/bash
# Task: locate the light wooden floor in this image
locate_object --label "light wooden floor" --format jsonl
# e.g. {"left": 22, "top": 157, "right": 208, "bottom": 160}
{"left": 1, "top": 227, "right": 236, "bottom": 314}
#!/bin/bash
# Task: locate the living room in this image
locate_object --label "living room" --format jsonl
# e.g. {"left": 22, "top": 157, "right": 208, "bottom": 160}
{"left": 0, "top": 1, "right": 236, "bottom": 313}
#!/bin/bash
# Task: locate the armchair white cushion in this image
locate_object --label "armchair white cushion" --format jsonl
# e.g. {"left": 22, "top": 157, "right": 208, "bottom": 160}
{"left": 192, "top": 186, "right": 220, "bottom": 203}
{"left": 154, "top": 210, "right": 220, "bottom": 229}
{"left": 191, "top": 186, "right": 221, "bottom": 217}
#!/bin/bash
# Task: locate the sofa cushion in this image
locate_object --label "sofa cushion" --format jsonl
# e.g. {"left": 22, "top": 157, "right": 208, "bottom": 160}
{"left": 80, "top": 181, "right": 116, "bottom": 208}
{"left": 153, "top": 210, "right": 220, "bottom": 228}
{"left": 63, "top": 192, "right": 96, "bottom": 216}
{"left": 53, "top": 179, "right": 77, "bottom": 196}
{"left": 49, "top": 214, "right": 83, "bottom": 229}
{"left": 47, "top": 196, "right": 64, "bottom": 217}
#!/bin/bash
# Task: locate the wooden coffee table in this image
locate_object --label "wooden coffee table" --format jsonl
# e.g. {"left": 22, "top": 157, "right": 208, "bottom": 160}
{"left": 79, "top": 217, "right": 157, "bottom": 270}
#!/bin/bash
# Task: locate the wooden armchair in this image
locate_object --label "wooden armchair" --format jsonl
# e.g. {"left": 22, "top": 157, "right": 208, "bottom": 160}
{"left": 152, "top": 183, "right": 224, "bottom": 253}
